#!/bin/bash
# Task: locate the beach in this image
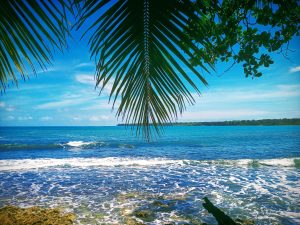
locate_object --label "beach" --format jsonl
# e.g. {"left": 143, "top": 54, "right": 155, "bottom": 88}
{"left": 0, "top": 126, "right": 299, "bottom": 224}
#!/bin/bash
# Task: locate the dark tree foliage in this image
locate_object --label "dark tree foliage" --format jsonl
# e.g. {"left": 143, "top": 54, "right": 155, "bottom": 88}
{"left": 185, "top": 0, "right": 300, "bottom": 77}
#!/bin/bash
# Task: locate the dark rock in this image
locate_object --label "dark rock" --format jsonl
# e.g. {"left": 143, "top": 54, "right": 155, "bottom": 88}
{"left": 133, "top": 209, "right": 155, "bottom": 222}
{"left": 202, "top": 197, "right": 237, "bottom": 225}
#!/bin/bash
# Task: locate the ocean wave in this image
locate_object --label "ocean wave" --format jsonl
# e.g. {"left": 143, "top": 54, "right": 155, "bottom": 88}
{"left": 200, "top": 158, "right": 300, "bottom": 168}
{"left": 0, "top": 157, "right": 180, "bottom": 171}
{"left": 64, "top": 141, "right": 95, "bottom": 147}
{"left": 0, "top": 157, "right": 299, "bottom": 171}
{"left": 0, "top": 141, "right": 134, "bottom": 150}
{"left": 0, "top": 143, "right": 61, "bottom": 150}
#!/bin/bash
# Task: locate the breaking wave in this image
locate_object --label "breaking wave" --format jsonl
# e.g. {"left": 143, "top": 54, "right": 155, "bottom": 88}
{"left": 0, "top": 141, "right": 121, "bottom": 150}
{"left": 0, "top": 157, "right": 299, "bottom": 171}
{"left": 64, "top": 141, "right": 95, "bottom": 147}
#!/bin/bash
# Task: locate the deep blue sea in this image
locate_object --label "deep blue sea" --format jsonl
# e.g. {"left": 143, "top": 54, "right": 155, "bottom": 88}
{"left": 0, "top": 126, "right": 299, "bottom": 224}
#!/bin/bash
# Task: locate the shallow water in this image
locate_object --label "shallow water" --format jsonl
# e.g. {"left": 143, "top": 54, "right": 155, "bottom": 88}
{"left": 0, "top": 126, "right": 299, "bottom": 224}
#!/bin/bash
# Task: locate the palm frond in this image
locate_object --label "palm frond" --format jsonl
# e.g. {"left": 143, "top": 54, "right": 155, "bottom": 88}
{"left": 0, "top": 0, "right": 71, "bottom": 90}
{"left": 77, "top": 0, "right": 210, "bottom": 140}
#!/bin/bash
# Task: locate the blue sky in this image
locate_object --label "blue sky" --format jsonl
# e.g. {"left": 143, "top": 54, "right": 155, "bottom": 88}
{"left": 0, "top": 28, "right": 299, "bottom": 126}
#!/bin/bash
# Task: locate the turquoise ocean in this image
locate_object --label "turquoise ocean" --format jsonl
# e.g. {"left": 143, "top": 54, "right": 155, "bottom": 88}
{"left": 0, "top": 126, "right": 299, "bottom": 224}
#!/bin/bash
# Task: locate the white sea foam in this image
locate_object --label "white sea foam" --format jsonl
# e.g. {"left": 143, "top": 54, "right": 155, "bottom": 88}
{"left": 0, "top": 157, "right": 183, "bottom": 171}
{"left": 65, "top": 141, "right": 94, "bottom": 147}
{"left": 278, "top": 211, "right": 300, "bottom": 224}
{"left": 207, "top": 158, "right": 299, "bottom": 167}
{"left": 259, "top": 158, "right": 298, "bottom": 167}
{"left": 0, "top": 157, "right": 298, "bottom": 171}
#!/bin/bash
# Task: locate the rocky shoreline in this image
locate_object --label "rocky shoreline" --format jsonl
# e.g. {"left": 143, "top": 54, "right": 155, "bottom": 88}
{"left": 0, "top": 196, "right": 255, "bottom": 225}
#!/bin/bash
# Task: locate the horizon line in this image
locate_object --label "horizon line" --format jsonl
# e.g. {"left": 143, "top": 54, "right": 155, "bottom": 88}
{"left": 1, "top": 118, "right": 300, "bottom": 127}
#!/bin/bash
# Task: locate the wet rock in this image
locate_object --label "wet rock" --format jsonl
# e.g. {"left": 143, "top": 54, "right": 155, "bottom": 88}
{"left": 117, "top": 192, "right": 141, "bottom": 203}
{"left": 152, "top": 200, "right": 176, "bottom": 212}
{"left": 294, "top": 158, "right": 300, "bottom": 168}
{"left": 152, "top": 200, "right": 168, "bottom": 207}
{"left": 236, "top": 218, "right": 255, "bottom": 225}
{"left": 0, "top": 205, "right": 75, "bottom": 225}
{"left": 133, "top": 209, "right": 155, "bottom": 222}
{"left": 93, "top": 212, "right": 105, "bottom": 220}
{"left": 125, "top": 217, "right": 144, "bottom": 225}
{"left": 248, "top": 160, "right": 260, "bottom": 168}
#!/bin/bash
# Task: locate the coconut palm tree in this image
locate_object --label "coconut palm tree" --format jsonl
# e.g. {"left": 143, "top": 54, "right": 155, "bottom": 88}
{"left": 76, "top": 0, "right": 211, "bottom": 140}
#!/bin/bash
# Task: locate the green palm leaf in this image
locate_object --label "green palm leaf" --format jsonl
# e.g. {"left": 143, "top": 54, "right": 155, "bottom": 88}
{"left": 77, "top": 0, "right": 211, "bottom": 140}
{"left": 0, "top": 0, "right": 71, "bottom": 89}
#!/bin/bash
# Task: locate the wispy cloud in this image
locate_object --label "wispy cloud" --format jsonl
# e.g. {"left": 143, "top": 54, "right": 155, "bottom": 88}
{"left": 0, "top": 102, "right": 15, "bottom": 112}
{"left": 181, "top": 109, "right": 269, "bottom": 121}
{"left": 76, "top": 74, "right": 96, "bottom": 85}
{"left": 196, "top": 84, "right": 300, "bottom": 104}
{"left": 40, "top": 116, "right": 53, "bottom": 121}
{"left": 289, "top": 66, "right": 300, "bottom": 73}
{"left": 3, "top": 116, "right": 15, "bottom": 121}
{"left": 6, "top": 106, "right": 15, "bottom": 112}
{"left": 18, "top": 116, "right": 32, "bottom": 121}
{"left": 80, "top": 99, "right": 117, "bottom": 110}
{"left": 36, "top": 67, "right": 59, "bottom": 74}
{"left": 75, "top": 62, "right": 94, "bottom": 68}
{"left": 75, "top": 74, "right": 114, "bottom": 95}
{"left": 36, "top": 98, "right": 86, "bottom": 109}
{"left": 72, "top": 116, "right": 82, "bottom": 121}
{"left": 89, "top": 115, "right": 110, "bottom": 121}
{"left": 35, "top": 84, "right": 111, "bottom": 110}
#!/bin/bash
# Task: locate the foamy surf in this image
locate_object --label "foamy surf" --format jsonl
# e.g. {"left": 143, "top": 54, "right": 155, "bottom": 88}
{"left": 65, "top": 141, "right": 94, "bottom": 147}
{"left": 259, "top": 158, "right": 299, "bottom": 167}
{"left": 0, "top": 157, "right": 183, "bottom": 171}
{"left": 0, "top": 157, "right": 299, "bottom": 171}
{"left": 204, "top": 158, "right": 300, "bottom": 167}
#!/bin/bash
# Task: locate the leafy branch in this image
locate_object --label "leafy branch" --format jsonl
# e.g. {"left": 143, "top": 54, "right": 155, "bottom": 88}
{"left": 185, "top": 0, "right": 300, "bottom": 77}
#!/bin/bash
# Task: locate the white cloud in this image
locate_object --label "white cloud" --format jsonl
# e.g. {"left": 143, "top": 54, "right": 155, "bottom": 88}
{"left": 289, "top": 66, "right": 300, "bottom": 73}
{"left": 0, "top": 102, "right": 15, "bottom": 112}
{"left": 72, "top": 116, "right": 82, "bottom": 121}
{"left": 80, "top": 100, "right": 117, "bottom": 110}
{"left": 36, "top": 88, "right": 105, "bottom": 110}
{"left": 4, "top": 116, "right": 15, "bottom": 121}
{"left": 181, "top": 109, "right": 269, "bottom": 121}
{"left": 276, "top": 84, "right": 300, "bottom": 90}
{"left": 76, "top": 74, "right": 96, "bottom": 85}
{"left": 75, "top": 74, "right": 114, "bottom": 95}
{"left": 89, "top": 115, "right": 110, "bottom": 121}
{"left": 6, "top": 106, "right": 15, "bottom": 112}
{"left": 196, "top": 84, "right": 300, "bottom": 104}
{"left": 18, "top": 116, "right": 32, "bottom": 121}
{"left": 75, "top": 63, "right": 94, "bottom": 68}
{"left": 36, "top": 99, "right": 83, "bottom": 109}
{"left": 40, "top": 116, "right": 53, "bottom": 121}
{"left": 36, "top": 93, "right": 90, "bottom": 109}
{"left": 36, "top": 67, "right": 60, "bottom": 74}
